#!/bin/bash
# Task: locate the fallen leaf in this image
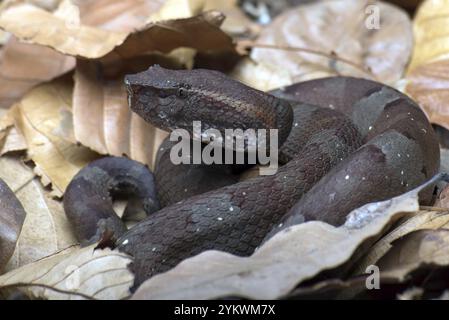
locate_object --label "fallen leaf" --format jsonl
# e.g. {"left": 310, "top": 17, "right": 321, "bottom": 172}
{"left": 378, "top": 229, "right": 449, "bottom": 281}
{"left": 0, "top": 2, "right": 128, "bottom": 59}
{"left": 407, "top": 0, "right": 449, "bottom": 72}
{"left": 75, "top": 0, "right": 165, "bottom": 32}
{"left": 73, "top": 58, "right": 178, "bottom": 168}
{"left": 0, "top": 244, "right": 133, "bottom": 300}
{"left": 234, "top": 0, "right": 413, "bottom": 90}
{"left": 0, "top": 2, "right": 234, "bottom": 60}
{"left": 0, "top": 105, "right": 27, "bottom": 155}
{"left": 131, "top": 175, "right": 436, "bottom": 299}
{"left": 13, "top": 76, "right": 100, "bottom": 196}
{"left": 0, "top": 176, "right": 26, "bottom": 271}
{"left": 0, "top": 155, "right": 77, "bottom": 272}
{"left": 406, "top": 60, "right": 449, "bottom": 130}
{"left": 0, "top": 37, "right": 75, "bottom": 109}
{"left": 351, "top": 210, "right": 449, "bottom": 276}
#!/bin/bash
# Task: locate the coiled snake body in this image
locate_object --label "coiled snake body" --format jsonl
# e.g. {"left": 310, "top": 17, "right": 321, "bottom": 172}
{"left": 63, "top": 66, "right": 440, "bottom": 288}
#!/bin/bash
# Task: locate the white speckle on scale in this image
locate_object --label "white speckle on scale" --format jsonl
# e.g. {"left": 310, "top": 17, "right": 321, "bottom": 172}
{"left": 184, "top": 188, "right": 188, "bottom": 192}
{"left": 122, "top": 239, "right": 129, "bottom": 245}
{"left": 152, "top": 247, "right": 156, "bottom": 252}
{"left": 229, "top": 207, "right": 234, "bottom": 212}
{"left": 362, "top": 177, "right": 366, "bottom": 180}
{"left": 397, "top": 153, "right": 401, "bottom": 158}
{"left": 196, "top": 228, "right": 200, "bottom": 232}
{"left": 294, "top": 123, "right": 298, "bottom": 127}
{"left": 278, "top": 223, "right": 283, "bottom": 228}
{"left": 242, "top": 192, "right": 246, "bottom": 196}
{"left": 217, "top": 217, "right": 223, "bottom": 221}
{"left": 345, "top": 175, "right": 350, "bottom": 180}
{"left": 368, "top": 126, "right": 373, "bottom": 131}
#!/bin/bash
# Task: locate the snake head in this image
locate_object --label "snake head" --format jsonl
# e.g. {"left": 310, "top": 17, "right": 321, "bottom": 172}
{"left": 125, "top": 65, "right": 193, "bottom": 131}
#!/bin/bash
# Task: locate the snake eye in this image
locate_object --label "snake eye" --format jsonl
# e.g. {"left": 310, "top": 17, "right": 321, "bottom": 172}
{"left": 177, "top": 88, "right": 188, "bottom": 98}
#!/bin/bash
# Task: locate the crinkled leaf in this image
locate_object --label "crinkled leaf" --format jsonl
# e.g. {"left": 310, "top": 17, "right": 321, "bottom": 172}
{"left": 0, "top": 245, "right": 133, "bottom": 300}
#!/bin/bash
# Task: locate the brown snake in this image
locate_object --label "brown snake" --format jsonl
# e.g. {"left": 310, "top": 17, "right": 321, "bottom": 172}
{"left": 62, "top": 65, "right": 440, "bottom": 288}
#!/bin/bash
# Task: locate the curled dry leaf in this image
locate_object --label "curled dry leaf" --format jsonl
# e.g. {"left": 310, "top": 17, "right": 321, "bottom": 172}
{"left": 75, "top": 0, "right": 165, "bottom": 32}
{"left": 0, "top": 178, "right": 26, "bottom": 271}
{"left": 0, "top": 156, "right": 77, "bottom": 272}
{"left": 407, "top": 0, "right": 449, "bottom": 72}
{"left": 351, "top": 210, "right": 449, "bottom": 276}
{"left": 204, "top": 0, "right": 260, "bottom": 37}
{"left": 0, "top": 106, "right": 27, "bottom": 155}
{"left": 73, "top": 58, "right": 177, "bottom": 168}
{"left": 405, "top": 0, "right": 449, "bottom": 130}
{"left": 0, "top": 245, "right": 133, "bottom": 300}
{"left": 0, "top": 2, "right": 234, "bottom": 60}
{"left": 234, "top": 0, "right": 413, "bottom": 90}
{"left": 131, "top": 176, "right": 438, "bottom": 300}
{"left": 13, "top": 76, "right": 100, "bottom": 196}
{"left": 0, "top": 2, "right": 128, "bottom": 59}
{"left": 378, "top": 229, "right": 449, "bottom": 281}
{"left": 0, "top": 37, "right": 75, "bottom": 109}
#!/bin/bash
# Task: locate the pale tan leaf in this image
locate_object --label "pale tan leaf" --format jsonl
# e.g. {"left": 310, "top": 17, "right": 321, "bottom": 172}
{"left": 0, "top": 155, "right": 77, "bottom": 272}
{"left": 0, "top": 37, "right": 75, "bottom": 109}
{"left": 0, "top": 177, "right": 26, "bottom": 271}
{"left": 148, "top": 0, "right": 205, "bottom": 22}
{"left": 0, "top": 3, "right": 128, "bottom": 59}
{"left": 405, "top": 60, "right": 449, "bottom": 130}
{"left": 13, "top": 76, "right": 100, "bottom": 196}
{"left": 132, "top": 177, "right": 434, "bottom": 300}
{"left": 351, "top": 210, "right": 449, "bottom": 276}
{"left": 234, "top": 0, "right": 412, "bottom": 90}
{"left": 0, "top": 245, "right": 133, "bottom": 300}
{"left": 378, "top": 229, "right": 449, "bottom": 281}
{"left": 407, "top": 0, "right": 449, "bottom": 72}
{"left": 0, "top": 2, "right": 233, "bottom": 60}
{"left": 73, "top": 59, "right": 173, "bottom": 168}
{"left": 75, "top": 0, "right": 165, "bottom": 32}
{"left": 0, "top": 105, "right": 27, "bottom": 155}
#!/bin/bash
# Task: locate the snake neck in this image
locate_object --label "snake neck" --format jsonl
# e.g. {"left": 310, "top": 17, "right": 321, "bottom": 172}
{"left": 125, "top": 66, "right": 294, "bottom": 147}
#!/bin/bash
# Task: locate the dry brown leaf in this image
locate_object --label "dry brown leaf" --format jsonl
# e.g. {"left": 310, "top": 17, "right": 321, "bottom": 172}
{"left": 378, "top": 229, "right": 449, "bottom": 281}
{"left": 0, "top": 37, "right": 75, "bottom": 109}
{"left": 406, "top": 60, "right": 449, "bottom": 130}
{"left": 131, "top": 176, "right": 436, "bottom": 299}
{"left": 0, "top": 177, "right": 26, "bottom": 271}
{"left": 204, "top": 0, "right": 259, "bottom": 37}
{"left": 404, "top": 1, "right": 449, "bottom": 130}
{"left": 351, "top": 210, "right": 449, "bottom": 276}
{"left": 0, "top": 155, "right": 77, "bottom": 272}
{"left": 104, "top": 10, "right": 236, "bottom": 63}
{"left": 234, "top": 0, "right": 412, "bottom": 90}
{"left": 13, "top": 76, "right": 100, "bottom": 196}
{"left": 0, "top": 106, "right": 27, "bottom": 155}
{"left": 0, "top": 2, "right": 233, "bottom": 60}
{"left": 75, "top": 0, "right": 165, "bottom": 32}
{"left": 0, "top": 244, "right": 133, "bottom": 300}
{"left": 0, "top": 2, "right": 128, "bottom": 59}
{"left": 407, "top": 0, "right": 449, "bottom": 72}
{"left": 72, "top": 58, "right": 177, "bottom": 168}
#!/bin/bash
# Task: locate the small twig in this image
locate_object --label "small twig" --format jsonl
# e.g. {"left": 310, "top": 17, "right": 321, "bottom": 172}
{"left": 237, "top": 40, "right": 377, "bottom": 80}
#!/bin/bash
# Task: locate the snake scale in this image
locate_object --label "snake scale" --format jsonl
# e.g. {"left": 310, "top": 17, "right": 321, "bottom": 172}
{"left": 60, "top": 66, "right": 439, "bottom": 288}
